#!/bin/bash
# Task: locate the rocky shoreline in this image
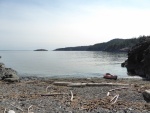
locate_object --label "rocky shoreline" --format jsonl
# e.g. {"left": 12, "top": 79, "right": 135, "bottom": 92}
{"left": 0, "top": 76, "right": 150, "bottom": 113}
{"left": 0, "top": 63, "right": 19, "bottom": 82}
{"left": 123, "top": 36, "right": 150, "bottom": 79}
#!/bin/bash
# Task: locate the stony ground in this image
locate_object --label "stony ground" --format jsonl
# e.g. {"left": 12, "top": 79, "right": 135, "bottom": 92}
{"left": 0, "top": 77, "right": 150, "bottom": 113}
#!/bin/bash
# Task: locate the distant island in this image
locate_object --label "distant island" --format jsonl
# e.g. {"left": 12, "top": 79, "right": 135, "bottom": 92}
{"left": 34, "top": 49, "right": 48, "bottom": 51}
{"left": 54, "top": 36, "right": 148, "bottom": 52}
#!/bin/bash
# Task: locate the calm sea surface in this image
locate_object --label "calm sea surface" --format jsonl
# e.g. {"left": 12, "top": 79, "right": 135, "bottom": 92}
{"left": 0, "top": 51, "right": 128, "bottom": 78}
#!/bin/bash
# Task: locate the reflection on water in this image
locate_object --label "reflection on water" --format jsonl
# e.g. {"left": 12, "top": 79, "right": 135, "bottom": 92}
{"left": 0, "top": 51, "right": 127, "bottom": 78}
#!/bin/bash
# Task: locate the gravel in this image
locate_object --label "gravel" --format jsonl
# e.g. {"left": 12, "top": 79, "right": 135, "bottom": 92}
{"left": 0, "top": 77, "right": 150, "bottom": 113}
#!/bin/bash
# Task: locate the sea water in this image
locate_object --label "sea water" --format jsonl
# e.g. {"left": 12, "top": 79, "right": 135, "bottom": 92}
{"left": 0, "top": 51, "right": 128, "bottom": 78}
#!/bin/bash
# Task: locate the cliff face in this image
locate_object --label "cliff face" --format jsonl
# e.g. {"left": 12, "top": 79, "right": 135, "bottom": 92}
{"left": 124, "top": 37, "right": 150, "bottom": 79}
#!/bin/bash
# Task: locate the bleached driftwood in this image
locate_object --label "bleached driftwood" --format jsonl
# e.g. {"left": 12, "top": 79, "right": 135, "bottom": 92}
{"left": 53, "top": 81, "right": 129, "bottom": 87}
{"left": 70, "top": 90, "right": 74, "bottom": 101}
{"left": 79, "top": 106, "right": 88, "bottom": 110}
{"left": 53, "top": 82, "right": 72, "bottom": 86}
{"left": 7, "top": 110, "right": 16, "bottom": 113}
{"left": 107, "top": 87, "right": 129, "bottom": 96}
{"left": 86, "top": 83, "right": 129, "bottom": 86}
{"left": 46, "top": 85, "right": 51, "bottom": 93}
{"left": 41, "top": 93, "right": 68, "bottom": 96}
{"left": 109, "top": 87, "right": 129, "bottom": 92}
{"left": 110, "top": 94, "right": 119, "bottom": 104}
{"left": 4, "top": 108, "right": 7, "bottom": 113}
{"left": 28, "top": 105, "right": 34, "bottom": 113}
{"left": 68, "top": 82, "right": 129, "bottom": 87}
{"left": 107, "top": 92, "right": 110, "bottom": 96}
{"left": 10, "top": 103, "right": 23, "bottom": 112}
{"left": 68, "top": 83, "right": 87, "bottom": 87}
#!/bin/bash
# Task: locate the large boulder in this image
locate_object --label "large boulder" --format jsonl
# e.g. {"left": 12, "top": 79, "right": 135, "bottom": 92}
{"left": 0, "top": 63, "right": 5, "bottom": 77}
{"left": 124, "top": 36, "right": 150, "bottom": 79}
{"left": 0, "top": 63, "right": 19, "bottom": 82}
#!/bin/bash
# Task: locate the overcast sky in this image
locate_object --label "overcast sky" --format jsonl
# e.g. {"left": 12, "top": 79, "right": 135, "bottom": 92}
{"left": 0, "top": 0, "right": 150, "bottom": 50}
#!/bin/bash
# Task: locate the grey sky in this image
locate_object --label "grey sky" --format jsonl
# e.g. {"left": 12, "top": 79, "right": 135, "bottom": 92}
{"left": 0, "top": 0, "right": 150, "bottom": 50}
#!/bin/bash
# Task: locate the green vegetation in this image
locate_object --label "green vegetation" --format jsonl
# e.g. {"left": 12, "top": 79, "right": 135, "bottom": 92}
{"left": 54, "top": 36, "right": 150, "bottom": 52}
{"left": 87, "top": 38, "right": 139, "bottom": 51}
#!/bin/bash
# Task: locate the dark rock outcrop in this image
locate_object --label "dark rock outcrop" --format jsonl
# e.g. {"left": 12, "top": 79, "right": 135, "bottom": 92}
{"left": 0, "top": 62, "right": 19, "bottom": 82}
{"left": 124, "top": 36, "right": 150, "bottom": 79}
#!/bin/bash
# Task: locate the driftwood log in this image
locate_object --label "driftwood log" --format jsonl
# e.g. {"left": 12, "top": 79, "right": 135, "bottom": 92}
{"left": 41, "top": 93, "right": 68, "bottom": 96}
{"left": 53, "top": 81, "right": 129, "bottom": 87}
{"left": 53, "top": 82, "right": 72, "bottom": 86}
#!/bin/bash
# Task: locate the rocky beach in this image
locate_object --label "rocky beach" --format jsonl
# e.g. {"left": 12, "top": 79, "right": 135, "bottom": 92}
{"left": 1, "top": 36, "right": 150, "bottom": 113}
{"left": 0, "top": 76, "right": 150, "bottom": 113}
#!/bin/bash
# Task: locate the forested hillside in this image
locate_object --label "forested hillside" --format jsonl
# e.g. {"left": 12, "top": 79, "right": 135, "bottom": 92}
{"left": 54, "top": 36, "right": 149, "bottom": 52}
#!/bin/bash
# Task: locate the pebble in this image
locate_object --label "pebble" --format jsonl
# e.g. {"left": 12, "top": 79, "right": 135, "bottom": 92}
{"left": 0, "top": 77, "right": 150, "bottom": 113}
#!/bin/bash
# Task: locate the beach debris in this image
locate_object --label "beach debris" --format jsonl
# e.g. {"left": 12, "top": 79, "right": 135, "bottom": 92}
{"left": 7, "top": 110, "right": 16, "bottom": 113}
{"left": 53, "top": 81, "right": 129, "bottom": 87}
{"left": 42, "top": 85, "right": 69, "bottom": 96}
{"left": 4, "top": 108, "right": 7, "bottom": 113}
{"left": 45, "top": 85, "right": 51, "bottom": 93}
{"left": 70, "top": 90, "right": 74, "bottom": 101}
{"left": 107, "top": 87, "right": 129, "bottom": 104}
{"left": 68, "top": 83, "right": 87, "bottom": 87}
{"left": 103, "top": 73, "right": 117, "bottom": 80}
{"left": 68, "top": 82, "right": 129, "bottom": 87}
{"left": 107, "top": 91, "right": 110, "bottom": 96}
{"left": 79, "top": 106, "right": 88, "bottom": 110}
{"left": 110, "top": 94, "right": 119, "bottom": 104}
{"left": 53, "top": 81, "right": 72, "bottom": 86}
{"left": 28, "top": 105, "right": 34, "bottom": 113}
{"left": 107, "top": 87, "right": 129, "bottom": 96}
{"left": 10, "top": 103, "right": 23, "bottom": 112}
{"left": 86, "top": 83, "right": 129, "bottom": 86}
{"left": 109, "top": 87, "right": 129, "bottom": 92}
{"left": 41, "top": 93, "right": 68, "bottom": 96}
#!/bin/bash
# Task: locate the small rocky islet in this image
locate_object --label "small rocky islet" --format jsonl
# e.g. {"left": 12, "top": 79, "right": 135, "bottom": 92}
{"left": 34, "top": 49, "right": 48, "bottom": 51}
